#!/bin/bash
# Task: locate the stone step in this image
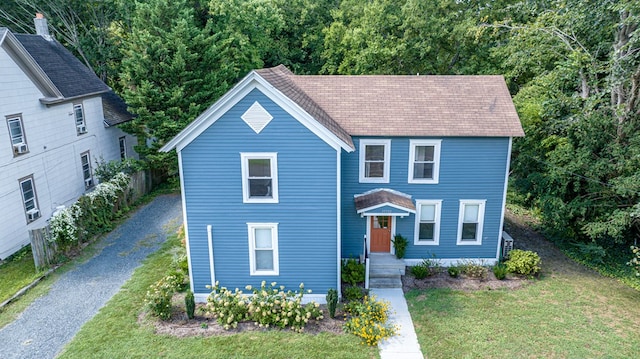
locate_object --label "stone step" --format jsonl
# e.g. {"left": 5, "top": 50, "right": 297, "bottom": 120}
{"left": 369, "top": 276, "right": 402, "bottom": 288}
{"left": 369, "top": 267, "right": 403, "bottom": 278}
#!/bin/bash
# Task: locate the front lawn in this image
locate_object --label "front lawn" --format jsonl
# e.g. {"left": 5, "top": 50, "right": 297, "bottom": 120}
{"left": 0, "top": 247, "right": 42, "bottom": 304}
{"left": 58, "top": 234, "right": 377, "bottom": 359}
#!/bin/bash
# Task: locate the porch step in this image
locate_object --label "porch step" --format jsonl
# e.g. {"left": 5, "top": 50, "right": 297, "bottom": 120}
{"left": 369, "top": 253, "right": 406, "bottom": 275}
{"left": 370, "top": 267, "right": 403, "bottom": 278}
{"left": 369, "top": 276, "right": 403, "bottom": 288}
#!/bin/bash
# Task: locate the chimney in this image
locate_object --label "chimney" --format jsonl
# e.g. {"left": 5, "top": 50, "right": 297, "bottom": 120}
{"left": 34, "top": 13, "right": 53, "bottom": 41}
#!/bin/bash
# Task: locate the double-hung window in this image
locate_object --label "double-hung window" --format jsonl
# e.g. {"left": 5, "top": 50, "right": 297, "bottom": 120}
{"left": 241, "top": 153, "right": 278, "bottom": 203}
{"left": 74, "top": 104, "right": 87, "bottom": 135}
{"left": 359, "top": 139, "right": 391, "bottom": 183}
{"left": 408, "top": 140, "right": 441, "bottom": 184}
{"left": 7, "top": 115, "right": 28, "bottom": 156}
{"left": 119, "top": 136, "right": 127, "bottom": 159}
{"left": 457, "top": 200, "right": 486, "bottom": 245}
{"left": 19, "top": 175, "right": 40, "bottom": 222}
{"left": 81, "top": 151, "right": 93, "bottom": 188}
{"left": 247, "top": 223, "right": 279, "bottom": 275}
{"left": 414, "top": 200, "right": 442, "bottom": 245}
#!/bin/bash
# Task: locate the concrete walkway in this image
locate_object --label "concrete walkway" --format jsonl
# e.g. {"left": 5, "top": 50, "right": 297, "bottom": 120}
{"left": 371, "top": 288, "right": 424, "bottom": 359}
{"left": 0, "top": 194, "right": 182, "bottom": 359}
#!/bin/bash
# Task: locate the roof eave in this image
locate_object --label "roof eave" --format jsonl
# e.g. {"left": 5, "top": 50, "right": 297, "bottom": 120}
{"left": 39, "top": 89, "right": 111, "bottom": 105}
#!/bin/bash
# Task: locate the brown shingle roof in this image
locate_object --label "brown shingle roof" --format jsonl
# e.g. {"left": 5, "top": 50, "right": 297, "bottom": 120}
{"left": 354, "top": 189, "right": 416, "bottom": 213}
{"left": 256, "top": 65, "right": 523, "bottom": 138}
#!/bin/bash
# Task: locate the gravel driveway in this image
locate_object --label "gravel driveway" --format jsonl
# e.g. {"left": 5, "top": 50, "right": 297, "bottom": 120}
{"left": 0, "top": 194, "right": 182, "bottom": 359}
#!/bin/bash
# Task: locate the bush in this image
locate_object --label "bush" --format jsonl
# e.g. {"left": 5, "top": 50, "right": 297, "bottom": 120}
{"left": 343, "top": 285, "right": 365, "bottom": 302}
{"left": 411, "top": 258, "right": 438, "bottom": 279}
{"left": 145, "top": 274, "right": 181, "bottom": 320}
{"left": 392, "top": 234, "right": 408, "bottom": 259}
{"left": 629, "top": 246, "right": 640, "bottom": 277}
{"left": 342, "top": 258, "right": 365, "bottom": 285}
{"left": 447, "top": 266, "right": 460, "bottom": 278}
{"left": 185, "top": 290, "right": 195, "bottom": 319}
{"left": 505, "top": 249, "right": 541, "bottom": 276}
{"left": 344, "top": 296, "right": 398, "bottom": 346}
{"left": 326, "top": 288, "right": 338, "bottom": 318}
{"left": 493, "top": 263, "right": 508, "bottom": 280}
{"left": 459, "top": 261, "right": 488, "bottom": 279}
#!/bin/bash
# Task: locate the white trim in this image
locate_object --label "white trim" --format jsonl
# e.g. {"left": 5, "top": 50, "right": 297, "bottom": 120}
{"left": 456, "top": 200, "right": 486, "bottom": 245}
{"left": 414, "top": 200, "right": 442, "bottom": 245}
{"left": 408, "top": 139, "right": 441, "bottom": 184}
{"left": 178, "top": 152, "right": 195, "bottom": 294}
{"left": 390, "top": 216, "right": 397, "bottom": 255}
{"left": 193, "top": 292, "right": 326, "bottom": 304}
{"left": 365, "top": 217, "right": 371, "bottom": 254}
{"left": 497, "top": 137, "right": 513, "bottom": 260}
{"left": 160, "top": 72, "right": 353, "bottom": 153}
{"left": 194, "top": 293, "right": 209, "bottom": 303}
{"left": 357, "top": 202, "right": 415, "bottom": 216}
{"left": 403, "top": 257, "right": 498, "bottom": 267}
{"left": 359, "top": 139, "right": 391, "bottom": 183}
{"left": 247, "top": 223, "right": 280, "bottom": 276}
{"left": 207, "top": 224, "right": 215, "bottom": 288}
{"left": 240, "top": 152, "right": 279, "bottom": 203}
{"left": 336, "top": 150, "right": 342, "bottom": 298}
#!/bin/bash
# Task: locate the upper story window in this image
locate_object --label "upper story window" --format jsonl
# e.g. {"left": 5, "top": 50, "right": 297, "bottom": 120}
{"left": 408, "top": 140, "right": 441, "bottom": 184}
{"left": 414, "top": 200, "right": 442, "bottom": 245}
{"left": 119, "top": 136, "right": 127, "bottom": 159}
{"left": 241, "top": 153, "right": 279, "bottom": 203}
{"left": 457, "top": 200, "right": 486, "bottom": 245}
{"left": 247, "top": 223, "right": 279, "bottom": 276}
{"left": 74, "top": 104, "right": 87, "bottom": 135}
{"left": 359, "top": 139, "right": 391, "bottom": 183}
{"left": 7, "top": 115, "right": 28, "bottom": 156}
{"left": 19, "top": 175, "right": 40, "bottom": 223}
{"left": 81, "top": 151, "right": 94, "bottom": 188}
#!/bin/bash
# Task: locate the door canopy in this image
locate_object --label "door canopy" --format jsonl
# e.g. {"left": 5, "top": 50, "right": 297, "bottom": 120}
{"left": 354, "top": 188, "right": 416, "bottom": 217}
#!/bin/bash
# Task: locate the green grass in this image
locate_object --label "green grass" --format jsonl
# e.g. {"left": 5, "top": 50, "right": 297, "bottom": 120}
{"left": 0, "top": 247, "right": 43, "bottom": 304}
{"left": 407, "top": 266, "right": 640, "bottom": 358}
{"left": 58, "top": 234, "right": 377, "bottom": 359}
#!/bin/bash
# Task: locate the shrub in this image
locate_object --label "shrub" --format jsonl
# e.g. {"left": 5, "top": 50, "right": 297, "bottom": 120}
{"left": 94, "top": 156, "right": 142, "bottom": 182}
{"left": 145, "top": 274, "right": 181, "bottom": 320}
{"left": 342, "top": 258, "right": 365, "bottom": 285}
{"left": 447, "top": 266, "right": 460, "bottom": 278}
{"left": 392, "top": 234, "right": 408, "bottom": 259}
{"left": 505, "top": 249, "right": 541, "bottom": 276}
{"left": 326, "top": 288, "right": 338, "bottom": 318}
{"left": 344, "top": 296, "right": 398, "bottom": 346}
{"left": 185, "top": 290, "right": 195, "bottom": 319}
{"left": 343, "top": 285, "right": 365, "bottom": 302}
{"left": 493, "top": 263, "right": 508, "bottom": 280}
{"left": 629, "top": 246, "right": 640, "bottom": 277}
{"left": 204, "top": 284, "right": 248, "bottom": 329}
{"left": 459, "top": 261, "right": 488, "bottom": 279}
{"left": 411, "top": 264, "right": 430, "bottom": 279}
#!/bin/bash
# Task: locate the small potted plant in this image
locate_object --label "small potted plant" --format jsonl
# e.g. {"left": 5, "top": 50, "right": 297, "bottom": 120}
{"left": 392, "top": 234, "right": 408, "bottom": 259}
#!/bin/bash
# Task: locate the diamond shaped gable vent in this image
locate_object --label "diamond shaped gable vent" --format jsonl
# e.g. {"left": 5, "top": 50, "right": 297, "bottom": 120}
{"left": 241, "top": 101, "right": 273, "bottom": 134}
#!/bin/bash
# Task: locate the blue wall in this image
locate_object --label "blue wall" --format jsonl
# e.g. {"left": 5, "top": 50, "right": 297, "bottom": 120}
{"left": 342, "top": 137, "right": 510, "bottom": 260}
{"left": 181, "top": 89, "right": 339, "bottom": 295}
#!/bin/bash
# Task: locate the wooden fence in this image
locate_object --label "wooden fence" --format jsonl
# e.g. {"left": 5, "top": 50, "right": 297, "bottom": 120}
{"left": 29, "top": 170, "right": 153, "bottom": 270}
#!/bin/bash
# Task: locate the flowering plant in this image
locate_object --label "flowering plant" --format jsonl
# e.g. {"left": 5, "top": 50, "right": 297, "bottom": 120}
{"left": 344, "top": 295, "right": 398, "bottom": 346}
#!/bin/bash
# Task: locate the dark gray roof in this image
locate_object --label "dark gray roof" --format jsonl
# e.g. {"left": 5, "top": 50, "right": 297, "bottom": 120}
{"left": 354, "top": 189, "right": 416, "bottom": 213}
{"left": 102, "top": 91, "right": 134, "bottom": 126}
{"left": 13, "top": 33, "right": 109, "bottom": 98}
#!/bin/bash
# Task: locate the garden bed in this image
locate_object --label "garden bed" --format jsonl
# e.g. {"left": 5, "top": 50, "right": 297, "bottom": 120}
{"left": 401, "top": 267, "right": 529, "bottom": 292}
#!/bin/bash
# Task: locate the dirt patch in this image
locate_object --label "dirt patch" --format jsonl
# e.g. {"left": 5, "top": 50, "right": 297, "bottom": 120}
{"left": 402, "top": 269, "right": 528, "bottom": 292}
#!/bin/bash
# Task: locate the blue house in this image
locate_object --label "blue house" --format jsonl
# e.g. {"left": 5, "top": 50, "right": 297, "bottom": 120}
{"left": 161, "top": 65, "right": 524, "bottom": 301}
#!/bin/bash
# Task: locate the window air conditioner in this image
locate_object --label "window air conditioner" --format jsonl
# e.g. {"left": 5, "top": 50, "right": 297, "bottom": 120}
{"left": 84, "top": 178, "right": 93, "bottom": 188}
{"left": 502, "top": 232, "right": 514, "bottom": 258}
{"left": 27, "top": 208, "right": 40, "bottom": 221}
{"left": 77, "top": 125, "right": 87, "bottom": 134}
{"left": 13, "top": 143, "right": 28, "bottom": 154}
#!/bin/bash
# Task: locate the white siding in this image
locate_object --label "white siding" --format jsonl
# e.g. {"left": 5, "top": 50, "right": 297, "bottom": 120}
{"left": 0, "top": 46, "right": 137, "bottom": 259}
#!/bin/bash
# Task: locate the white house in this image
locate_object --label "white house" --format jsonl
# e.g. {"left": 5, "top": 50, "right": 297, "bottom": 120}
{"left": 0, "top": 15, "right": 137, "bottom": 259}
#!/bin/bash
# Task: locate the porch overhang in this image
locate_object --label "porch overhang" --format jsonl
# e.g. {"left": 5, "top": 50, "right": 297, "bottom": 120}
{"left": 354, "top": 188, "right": 416, "bottom": 218}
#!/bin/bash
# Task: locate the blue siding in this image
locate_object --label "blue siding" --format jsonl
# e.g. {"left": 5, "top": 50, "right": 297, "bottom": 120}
{"left": 181, "top": 89, "right": 338, "bottom": 295}
{"left": 342, "top": 137, "right": 510, "bottom": 260}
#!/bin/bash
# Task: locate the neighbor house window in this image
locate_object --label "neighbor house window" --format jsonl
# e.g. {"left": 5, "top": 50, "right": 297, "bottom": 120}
{"left": 74, "top": 104, "right": 87, "bottom": 135}
{"left": 408, "top": 140, "right": 441, "bottom": 184}
{"left": 414, "top": 200, "right": 442, "bottom": 245}
{"left": 7, "top": 115, "right": 28, "bottom": 156}
{"left": 247, "top": 223, "right": 279, "bottom": 275}
{"left": 81, "top": 151, "right": 93, "bottom": 188}
{"left": 241, "top": 153, "right": 278, "bottom": 203}
{"left": 457, "top": 200, "right": 486, "bottom": 245}
{"left": 19, "top": 175, "right": 40, "bottom": 223}
{"left": 359, "top": 139, "right": 391, "bottom": 183}
{"left": 119, "top": 136, "right": 127, "bottom": 159}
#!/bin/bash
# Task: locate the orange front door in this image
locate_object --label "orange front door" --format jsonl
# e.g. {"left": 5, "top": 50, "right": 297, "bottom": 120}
{"left": 370, "top": 216, "right": 391, "bottom": 252}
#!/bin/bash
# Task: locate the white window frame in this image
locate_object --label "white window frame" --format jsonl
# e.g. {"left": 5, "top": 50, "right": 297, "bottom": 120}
{"left": 414, "top": 200, "right": 442, "bottom": 245}
{"left": 74, "top": 104, "right": 87, "bottom": 135}
{"left": 80, "top": 151, "right": 93, "bottom": 188}
{"left": 408, "top": 139, "right": 441, "bottom": 184}
{"left": 359, "top": 139, "right": 391, "bottom": 183}
{"left": 247, "top": 223, "right": 279, "bottom": 276}
{"left": 19, "top": 175, "right": 40, "bottom": 223}
{"left": 119, "top": 136, "right": 127, "bottom": 159}
{"left": 240, "top": 153, "right": 279, "bottom": 203}
{"left": 457, "top": 200, "right": 486, "bottom": 245}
